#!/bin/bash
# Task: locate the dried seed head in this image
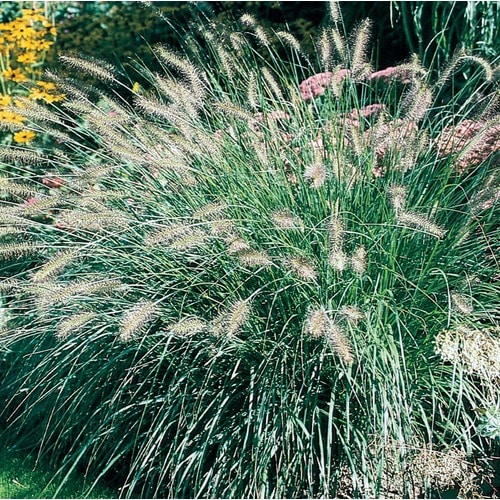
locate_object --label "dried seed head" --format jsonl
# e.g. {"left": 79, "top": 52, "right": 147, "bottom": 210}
{"left": 400, "top": 81, "right": 433, "bottom": 123}
{"left": 262, "top": 67, "right": 284, "bottom": 101}
{"left": 56, "top": 312, "right": 96, "bottom": 340}
{"left": 304, "top": 162, "right": 327, "bottom": 188}
{"left": 305, "top": 307, "right": 331, "bottom": 339}
{"left": 226, "top": 236, "right": 251, "bottom": 255}
{"left": 286, "top": 256, "right": 317, "bottom": 281}
{"left": 387, "top": 185, "right": 408, "bottom": 212}
{"left": 350, "top": 246, "right": 367, "bottom": 275}
{"left": 339, "top": 305, "right": 365, "bottom": 325}
{"left": 119, "top": 301, "right": 157, "bottom": 342}
{"left": 329, "top": 249, "right": 348, "bottom": 272}
{"left": 213, "top": 299, "right": 252, "bottom": 338}
{"left": 31, "top": 250, "right": 79, "bottom": 283}
{"left": 271, "top": 209, "right": 304, "bottom": 230}
{"left": 237, "top": 249, "right": 273, "bottom": 268}
{"left": 350, "top": 18, "right": 373, "bottom": 76}
{"left": 168, "top": 229, "right": 208, "bottom": 252}
{"left": 55, "top": 209, "right": 130, "bottom": 232}
{"left": 192, "top": 202, "right": 228, "bottom": 221}
{"left": 0, "top": 242, "right": 40, "bottom": 260}
{"left": 59, "top": 54, "right": 118, "bottom": 84}
{"left": 168, "top": 316, "right": 207, "bottom": 336}
{"left": 435, "top": 325, "right": 500, "bottom": 381}
{"left": 327, "top": 215, "right": 344, "bottom": 252}
{"left": 276, "top": 31, "right": 302, "bottom": 53}
{"left": 318, "top": 29, "right": 333, "bottom": 71}
{"left": 327, "top": 323, "right": 354, "bottom": 364}
{"left": 451, "top": 292, "right": 474, "bottom": 315}
{"left": 397, "top": 211, "right": 447, "bottom": 239}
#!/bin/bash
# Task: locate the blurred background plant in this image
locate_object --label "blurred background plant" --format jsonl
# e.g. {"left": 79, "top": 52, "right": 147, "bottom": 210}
{"left": 0, "top": 2, "right": 62, "bottom": 147}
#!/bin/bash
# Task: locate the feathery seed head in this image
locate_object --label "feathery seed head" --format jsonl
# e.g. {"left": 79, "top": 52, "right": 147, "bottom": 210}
{"left": 387, "top": 185, "right": 408, "bottom": 212}
{"left": 327, "top": 215, "right": 344, "bottom": 251}
{"left": 237, "top": 249, "right": 273, "bottom": 268}
{"left": 400, "top": 81, "right": 433, "bottom": 123}
{"left": 286, "top": 256, "right": 317, "bottom": 281}
{"left": 168, "top": 316, "right": 207, "bottom": 337}
{"left": 305, "top": 307, "right": 331, "bottom": 339}
{"left": 213, "top": 299, "right": 252, "bottom": 338}
{"left": 119, "top": 301, "right": 158, "bottom": 342}
{"left": 339, "top": 305, "right": 365, "bottom": 325}
{"left": 168, "top": 228, "right": 208, "bottom": 252}
{"left": 192, "top": 202, "right": 228, "bottom": 221}
{"left": 435, "top": 325, "right": 500, "bottom": 381}
{"left": 276, "top": 31, "right": 302, "bottom": 53}
{"left": 31, "top": 250, "right": 79, "bottom": 283}
{"left": 226, "top": 237, "right": 252, "bottom": 255}
{"left": 327, "top": 323, "right": 354, "bottom": 364}
{"left": 56, "top": 312, "right": 96, "bottom": 340}
{"left": 59, "top": 54, "right": 118, "bottom": 84}
{"left": 55, "top": 209, "right": 130, "bottom": 232}
{"left": 350, "top": 19, "right": 373, "bottom": 76}
{"left": 262, "top": 67, "right": 284, "bottom": 101}
{"left": 271, "top": 209, "right": 304, "bottom": 230}
{"left": 397, "top": 211, "right": 447, "bottom": 239}
{"left": 51, "top": 279, "right": 123, "bottom": 306}
{"left": 318, "top": 29, "right": 333, "bottom": 71}
{"left": 0, "top": 242, "right": 40, "bottom": 260}
{"left": 145, "top": 223, "right": 192, "bottom": 246}
{"left": 329, "top": 249, "right": 348, "bottom": 272}
{"left": 304, "top": 162, "right": 327, "bottom": 188}
{"left": 451, "top": 292, "right": 474, "bottom": 315}
{"left": 350, "top": 246, "right": 367, "bottom": 275}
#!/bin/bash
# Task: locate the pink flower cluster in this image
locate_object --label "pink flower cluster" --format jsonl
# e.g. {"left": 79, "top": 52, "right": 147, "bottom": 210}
{"left": 368, "top": 66, "right": 412, "bottom": 84}
{"left": 299, "top": 70, "right": 350, "bottom": 101}
{"left": 299, "top": 66, "right": 414, "bottom": 102}
{"left": 436, "top": 119, "right": 500, "bottom": 172}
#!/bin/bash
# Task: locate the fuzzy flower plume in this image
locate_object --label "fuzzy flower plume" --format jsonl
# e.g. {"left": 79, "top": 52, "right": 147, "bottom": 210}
{"left": 435, "top": 325, "right": 499, "bottom": 381}
{"left": 213, "top": 299, "right": 252, "bottom": 338}
{"left": 56, "top": 312, "right": 96, "bottom": 340}
{"left": 119, "top": 301, "right": 158, "bottom": 342}
{"left": 168, "top": 316, "right": 207, "bottom": 337}
{"left": 286, "top": 256, "right": 317, "bottom": 281}
{"left": 304, "top": 307, "right": 330, "bottom": 339}
{"left": 304, "top": 162, "right": 327, "bottom": 188}
{"left": 397, "top": 211, "right": 446, "bottom": 239}
{"left": 327, "top": 323, "right": 354, "bottom": 364}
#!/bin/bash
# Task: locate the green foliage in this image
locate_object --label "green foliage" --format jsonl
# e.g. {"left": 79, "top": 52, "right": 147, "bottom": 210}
{"left": 0, "top": 445, "right": 116, "bottom": 498}
{"left": 0, "top": 3, "right": 499, "bottom": 499}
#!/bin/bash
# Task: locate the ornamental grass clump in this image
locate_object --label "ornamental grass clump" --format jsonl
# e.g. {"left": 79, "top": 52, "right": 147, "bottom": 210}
{"left": 0, "top": 3, "right": 498, "bottom": 498}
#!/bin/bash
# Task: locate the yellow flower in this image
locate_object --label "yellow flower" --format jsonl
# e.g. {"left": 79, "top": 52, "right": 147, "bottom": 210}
{"left": 132, "top": 82, "right": 141, "bottom": 93}
{"left": 13, "top": 129, "right": 36, "bottom": 143}
{"left": 17, "top": 52, "right": 38, "bottom": 65}
{"left": 49, "top": 27, "right": 57, "bottom": 36}
{"left": 32, "top": 39, "right": 53, "bottom": 51}
{"left": 0, "top": 110, "right": 25, "bottom": 124}
{"left": 8, "top": 24, "right": 36, "bottom": 41}
{"left": 37, "top": 81, "right": 56, "bottom": 91}
{"left": 0, "top": 94, "right": 12, "bottom": 106}
{"left": 17, "top": 39, "right": 36, "bottom": 51}
{"left": 21, "top": 8, "right": 46, "bottom": 23}
{"left": 2, "top": 67, "right": 29, "bottom": 83}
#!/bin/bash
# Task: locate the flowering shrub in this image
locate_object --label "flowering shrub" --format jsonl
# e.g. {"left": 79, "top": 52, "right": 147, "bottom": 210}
{"left": 0, "top": 7, "right": 62, "bottom": 145}
{"left": 0, "top": 4, "right": 498, "bottom": 499}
